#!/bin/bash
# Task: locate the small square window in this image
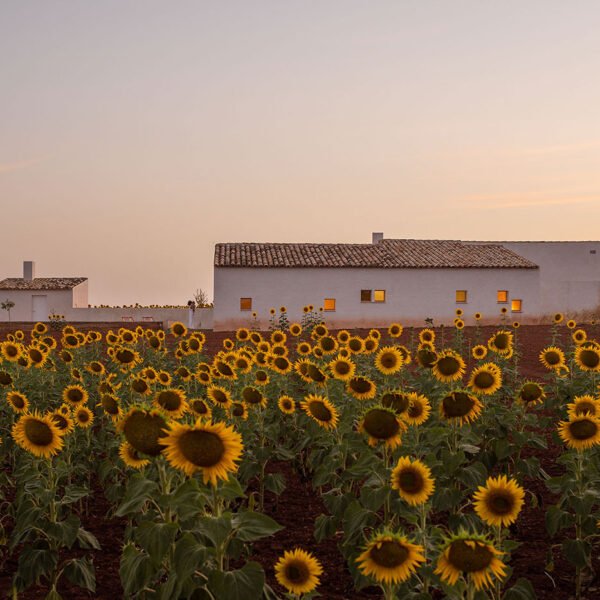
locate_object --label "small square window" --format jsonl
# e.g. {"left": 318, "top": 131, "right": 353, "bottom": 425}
{"left": 511, "top": 299, "right": 522, "bottom": 312}
{"left": 323, "top": 298, "right": 336, "bottom": 311}
{"left": 455, "top": 290, "right": 467, "bottom": 303}
{"left": 374, "top": 290, "right": 386, "bottom": 302}
{"left": 240, "top": 298, "right": 252, "bottom": 311}
{"left": 360, "top": 289, "right": 372, "bottom": 302}
{"left": 497, "top": 290, "right": 508, "bottom": 303}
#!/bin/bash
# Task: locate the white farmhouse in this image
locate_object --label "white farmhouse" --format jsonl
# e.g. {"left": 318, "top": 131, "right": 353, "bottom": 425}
{"left": 0, "top": 262, "right": 88, "bottom": 322}
{"left": 213, "top": 234, "right": 558, "bottom": 330}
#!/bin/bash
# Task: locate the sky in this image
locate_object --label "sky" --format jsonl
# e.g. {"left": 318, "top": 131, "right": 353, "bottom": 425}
{"left": 2, "top": 1, "right": 600, "bottom": 305}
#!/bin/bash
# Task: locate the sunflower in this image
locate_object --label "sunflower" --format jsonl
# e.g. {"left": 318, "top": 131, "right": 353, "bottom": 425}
{"left": 435, "top": 533, "right": 506, "bottom": 590}
{"left": 154, "top": 388, "right": 188, "bottom": 419}
{"left": 161, "top": 419, "right": 243, "bottom": 483}
{"left": 271, "top": 356, "right": 292, "bottom": 375}
{"left": 346, "top": 376, "right": 377, "bottom": 401}
{"left": 468, "top": 363, "right": 502, "bottom": 396}
{"left": 271, "top": 344, "right": 288, "bottom": 357}
{"left": 474, "top": 312, "right": 482, "bottom": 321}
{"left": 170, "top": 321, "right": 188, "bottom": 337}
{"left": 487, "top": 330, "right": 513, "bottom": 355}
{"left": 112, "top": 346, "right": 140, "bottom": 369}
{"left": 99, "top": 394, "right": 122, "bottom": 419}
{"left": 539, "top": 346, "right": 566, "bottom": 370}
{"left": 558, "top": 416, "right": 600, "bottom": 451}
{"left": 356, "top": 531, "right": 425, "bottom": 585}
{"left": 74, "top": 406, "right": 94, "bottom": 428}
{"left": 416, "top": 346, "right": 437, "bottom": 369}
{"left": 59, "top": 349, "right": 73, "bottom": 363}
{"left": 359, "top": 406, "right": 406, "bottom": 449}
{"left": 391, "top": 457, "right": 435, "bottom": 505}
{"left": 328, "top": 356, "right": 356, "bottom": 381}
{"left": 119, "top": 408, "right": 168, "bottom": 456}
{"left": 374, "top": 346, "right": 404, "bottom": 375}
{"left": 553, "top": 312, "right": 564, "bottom": 324}
{"left": 472, "top": 475, "right": 525, "bottom": 528}
{"left": 318, "top": 336, "right": 338, "bottom": 355}
{"left": 386, "top": 323, "right": 402, "bottom": 338}
{"left": 312, "top": 324, "right": 328, "bottom": 338}
{"left": 119, "top": 441, "right": 150, "bottom": 469}
{"left": 275, "top": 548, "right": 322, "bottom": 596}
{"left": 86, "top": 361, "right": 105, "bottom": 376}
{"left": 432, "top": 350, "right": 466, "bottom": 383}
{"left": 0, "top": 371, "right": 13, "bottom": 386}
{"left": 455, "top": 319, "right": 465, "bottom": 330}
{"left": 337, "top": 329, "right": 351, "bottom": 344}
{"left": 289, "top": 323, "right": 302, "bottom": 336}
{"left": 12, "top": 412, "right": 64, "bottom": 458}
{"left": 305, "top": 363, "right": 327, "bottom": 386}
{"left": 517, "top": 381, "right": 545, "bottom": 406}
{"left": 575, "top": 346, "right": 600, "bottom": 372}
{"left": 301, "top": 394, "right": 339, "bottom": 430}
{"left": 296, "top": 341, "right": 312, "bottom": 356}
{"left": 572, "top": 329, "right": 587, "bottom": 345}
{"left": 229, "top": 401, "right": 248, "bottom": 420}
{"left": 380, "top": 391, "right": 409, "bottom": 415}
{"left": 472, "top": 345, "right": 488, "bottom": 360}
{"left": 278, "top": 395, "right": 296, "bottom": 414}
{"left": 6, "top": 391, "right": 29, "bottom": 414}
{"left": 242, "top": 386, "right": 268, "bottom": 409}
{"left": 254, "top": 369, "right": 270, "bottom": 386}
{"left": 196, "top": 371, "right": 212, "bottom": 386}
{"left": 131, "top": 377, "right": 151, "bottom": 396}
{"left": 49, "top": 410, "right": 74, "bottom": 435}
{"left": 62, "top": 384, "right": 88, "bottom": 407}
{"left": 567, "top": 395, "right": 600, "bottom": 419}
{"left": 440, "top": 391, "right": 483, "bottom": 425}
{"left": 27, "top": 346, "right": 48, "bottom": 368}
{"left": 189, "top": 398, "right": 213, "bottom": 419}
{"left": 1, "top": 341, "right": 22, "bottom": 362}
{"left": 404, "top": 393, "right": 431, "bottom": 426}
{"left": 207, "top": 385, "right": 233, "bottom": 409}
{"left": 363, "top": 337, "right": 379, "bottom": 354}
{"left": 567, "top": 319, "right": 577, "bottom": 329}
{"left": 347, "top": 336, "right": 365, "bottom": 354}
{"left": 175, "top": 366, "right": 193, "bottom": 381}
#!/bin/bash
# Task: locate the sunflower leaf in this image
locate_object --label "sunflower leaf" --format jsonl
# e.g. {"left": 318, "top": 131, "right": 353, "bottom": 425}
{"left": 502, "top": 578, "right": 536, "bottom": 600}
{"left": 115, "top": 475, "right": 158, "bottom": 517}
{"left": 63, "top": 557, "right": 96, "bottom": 592}
{"left": 232, "top": 511, "right": 283, "bottom": 541}
{"left": 208, "top": 561, "right": 265, "bottom": 600}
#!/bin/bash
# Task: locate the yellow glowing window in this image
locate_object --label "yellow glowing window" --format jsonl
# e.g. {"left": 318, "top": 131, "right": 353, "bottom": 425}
{"left": 360, "top": 290, "right": 372, "bottom": 302}
{"left": 511, "top": 299, "right": 522, "bottom": 312}
{"left": 497, "top": 290, "right": 508, "bottom": 303}
{"left": 455, "top": 290, "right": 467, "bottom": 303}
{"left": 240, "top": 298, "right": 252, "bottom": 311}
{"left": 374, "top": 290, "right": 386, "bottom": 302}
{"left": 323, "top": 298, "right": 336, "bottom": 311}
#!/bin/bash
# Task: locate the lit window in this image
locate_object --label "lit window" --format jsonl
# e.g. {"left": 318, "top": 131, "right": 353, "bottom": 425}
{"left": 497, "top": 290, "right": 508, "bottom": 303}
{"left": 455, "top": 290, "right": 467, "bottom": 303}
{"left": 511, "top": 299, "right": 522, "bottom": 312}
{"left": 374, "top": 290, "right": 386, "bottom": 302}
{"left": 240, "top": 298, "right": 252, "bottom": 311}
{"left": 323, "top": 298, "right": 336, "bottom": 311}
{"left": 360, "top": 290, "right": 372, "bottom": 302}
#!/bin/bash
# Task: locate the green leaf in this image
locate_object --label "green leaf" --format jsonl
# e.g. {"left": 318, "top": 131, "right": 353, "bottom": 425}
{"left": 343, "top": 500, "right": 376, "bottom": 541}
{"left": 63, "top": 557, "right": 96, "bottom": 592}
{"left": 76, "top": 527, "right": 101, "bottom": 550}
{"left": 115, "top": 474, "right": 158, "bottom": 517}
{"left": 135, "top": 521, "right": 179, "bottom": 567}
{"left": 167, "top": 478, "right": 207, "bottom": 521}
{"left": 198, "top": 514, "right": 233, "bottom": 548}
{"left": 173, "top": 533, "right": 208, "bottom": 582}
{"left": 219, "top": 476, "right": 246, "bottom": 501}
{"left": 232, "top": 511, "right": 283, "bottom": 542}
{"left": 59, "top": 485, "right": 89, "bottom": 505}
{"left": 45, "top": 591, "right": 63, "bottom": 600}
{"left": 314, "top": 514, "right": 337, "bottom": 542}
{"left": 119, "top": 543, "right": 154, "bottom": 596}
{"left": 545, "top": 505, "right": 572, "bottom": 537}
{"left": 46, "top": 514, "right": 80, "bottom": 548}
{"left": 208, "top": 561, "right": 265, "bottom": 600}
{"left": 502, "top": 578, "right": 536, "bottom": 600}
{"left": 360, "top": 485, "right": 389, "bottom": 512}
{"left": 562, "top": 539, "right": 591, "bottom": 568}
{"left": 16, "top": 547, "right": 58, "bottom": 588}
{"left": 264, "top": 473, "right": 286, "bottom": 495}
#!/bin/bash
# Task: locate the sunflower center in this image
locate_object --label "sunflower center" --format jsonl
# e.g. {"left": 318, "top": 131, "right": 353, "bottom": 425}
{"left": 242, "top": 387, "right": 262, "bottom": 404}
{"left": 408, "top": 401, "right": 424, "bottom": 418}
{"left": 285, "top": 560, "right": 310, "bottom": 584}
{"left": 123, "top": 411, "right": 168, "bottom": 456}
{"left": 369, "top": 541, "right": 409, "bottom": 568}
{"left": 398, "top": 467, "right": 424, "bottom": 493}
{"left": 116, "top": 349, "right": 135, "bottom": 364}
{"left": 494, "top": 334, "right": 509, "bottom": 350}
{"left": 442, "top": 393, "right": 475, "bottom": 418}
{"left": 520, "top": 383, "right": 542, "bottom": 402}
{"left": 335, "top": 361, "right": 351, "bottom": 375}
{"left": 274, "top": 357, "right": 289, "bottom": 370}
{"left": 580, "top": 350, "right": 600, "bottom": 368}
{"left": 77, "top": 410, "right": 90, "bottom": 423}
{"left": 545, "top": 351, "right": 561, "bottom": 365}
{"left": 474, "top": 372, "right": 495, "bottom": 389}
{"left": 380, "top": 353, "right": 398, "bottom": 368}
{"left": 10, "top": 394, "right": 26, "bottom": 409}
{"left": 6, "top": 345, "right": 18, "bottom": 357}
{"left": 574, "top": 402, "right": 596, "bottom": 416}
{"left": 437, "top": 356, "right": 460, "bottom": 376}
{"left": 157, "top": 390, "right": 183, "bottom": 411}
{"left": 51, "top": 414, "right": 69, "bottom": 430}
{"left": 191, "top": 400, "right": 209, "bottom": 414}
{"left": 362, "top": 409, "right": 400, "bottom": 440}
{"left": 24, "top": 419, "right": 54, "bottom": 446}
{"left": 321, "top": 337, "right": 336, "bottom": 351}
{"left": 307, "top": 365, "right": 326, "bottom": 383}
{"left": 101, "top": 394, "right": 119, "bottom": 414}
{"left": 350, "top": 378, "right": 372, "bottom": 394}
{"left": 381, "top": 393, "right": 409, "bottom": 415}
{"left": 487, "top": 492, "right": 514, "bottom": 515}
{"left": 308, "top": 400, "right": 332, "bottom": 422}
{"left": 179, "top": 430, "right": 225, "bottom": 467}
{"left": 569, "top": 419, "right": 598, "bottom": 440}
{"left": 67, "top": 388, "right": 84, "bottom": 403}
{"left": 448, "top": 540, "right": 493, "bottom": 573}
{"left": 29, "top": 349, "right": 44, "bottom": 363}
{"left": 232, "top": 403, "right": 245, "bottom": 417}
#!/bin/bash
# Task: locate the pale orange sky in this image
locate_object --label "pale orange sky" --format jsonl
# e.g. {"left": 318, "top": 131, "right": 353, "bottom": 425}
{"left": 2, "top": 1, "right": 600, "bottom": 305}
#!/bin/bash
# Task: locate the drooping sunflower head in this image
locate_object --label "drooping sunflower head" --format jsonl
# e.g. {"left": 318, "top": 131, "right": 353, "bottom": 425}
{"left": 388, "top": 323, "right": 403, "bottom": 338}
{"left": 517, "top": 381, "right": 545, "bottom": 406}
{"left": 558, "top": 416, "right": 600, "bottom": 451}
{"left": 440, "top": 391, "right": 483, "bottom": 425}
{"left": 161, "top": 419, "right": 243, "bottom": 484}
{"left": 539, "top": 346, "right": 566, "bottom": 370}
{"left": 6, "top": 391, "right": 29, "bottom": 414}
{"left": 567, "top": 395, "right": 600, "bottom": 419}
{"left": 346, "top": 376, "right": 377, "bottom": 401}
{"left": 472, "top": 475, "right": 525, "bottom": 528}
{"left": 468, "top": 363, "right": 502, "bottom": 396}
{"left": 119, "top": 408, "right": 168, "bottom": 456}
{"left": 435, "top": 532, "right": 506, "bottom": 590}
{"left": 416, "top": 345, "right": 437, "bottom": 369}
{"left": 390, "top": 456, "right": 435, "bottom": 505}
{"left": 356, "top": 531, "right": 425, "bottom": 585}
{"left": 381, "top": 391, "right": 410, "bottom": 416}
{"left": 575, "top": 346, "right": 600, "bottom": 372}
{"left": 154, "top": 388, "right": 188, "bottom": 419}
{"left": 62, "top": 384, "right": 89, "bottom": 407}
{"left": 275, "top": 548, "right": 322, "bottom": 596}
{"left": 359, "top": 406, "right": 406, "bottom": 449}
{"left": 278, "top": 395, "right": 296, "bottom": 414}
{"left": 305, "top": 363, "right": 327, "bottom": 386}
{"left": 374, "top": 346, "right": 404, "bottom": 375}
{"left": 12, "top": 412, "right": 64, "bottom": 458}
{"left": 131, "top": 377, "right": 151, "bottom": 396}
{"left": 300, "top": 394, "right": 339, "bottom": 430}
{"left": 99, "top": 393, "right": 121, "bottom": 419}
{"left": 0, "top": 371, "right": 13, "bottom": 386}
{"left": 432, "top": 350, "right": 466, "bottom": 383}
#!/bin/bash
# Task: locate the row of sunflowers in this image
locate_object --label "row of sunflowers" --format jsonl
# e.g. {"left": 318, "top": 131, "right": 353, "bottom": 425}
{"left": 1, "top": 312, "right": 599, "bottom": 599}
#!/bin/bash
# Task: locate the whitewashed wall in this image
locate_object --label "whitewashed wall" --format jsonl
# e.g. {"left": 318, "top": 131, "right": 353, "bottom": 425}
{"left": 0, "top": 289, "right": 75, "bottom": 322}
{"left": 213, "top": 267, "right": 540, "bottom": 330}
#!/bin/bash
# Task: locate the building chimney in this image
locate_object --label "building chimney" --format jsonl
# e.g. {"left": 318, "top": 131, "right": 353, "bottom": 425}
{"left": 23, "top": 261, "right": 36, "bottom": 281}
{"left": 372, "top": 232, "right": 384, "bottom": 244}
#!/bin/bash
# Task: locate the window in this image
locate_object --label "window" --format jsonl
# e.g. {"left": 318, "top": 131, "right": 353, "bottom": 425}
{"left": 497, "top": 290, "right": 508, "bottom": 303}
{"left": 455, "top": 290, "right": 467, "bottom": 303}
{"left": 511, "top": 299, "right": 522, "bottom": 312}
{"left": 240, "top": 298, "right": 252, "bottom": 311}
{"left": 360, "top": 289, "right": 372, "bottom": 302}
{"left": 323, "top": 298, "right": 336, "bottom": 311}
{"left": 373, "top": 290, "right": 386, "bottom": 303}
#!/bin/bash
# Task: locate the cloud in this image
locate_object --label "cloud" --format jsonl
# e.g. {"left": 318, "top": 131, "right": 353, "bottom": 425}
{"left": 0, "top": 156, "right": 47, "bottom": 175}
{"left": 461, "top": 191, "right": 600, "bottom": 210}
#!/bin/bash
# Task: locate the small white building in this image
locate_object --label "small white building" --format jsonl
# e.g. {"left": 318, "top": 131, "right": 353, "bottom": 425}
{"left": 0, "top": 262, "right": 88, "bottom": 322}
{"left": 213, "top": 235, "right": 560, "bottom": 330}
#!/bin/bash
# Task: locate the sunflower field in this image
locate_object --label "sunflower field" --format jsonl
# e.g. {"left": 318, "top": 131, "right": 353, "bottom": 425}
{"left": 1, "top": 310, "right": 600, "bottom": 600}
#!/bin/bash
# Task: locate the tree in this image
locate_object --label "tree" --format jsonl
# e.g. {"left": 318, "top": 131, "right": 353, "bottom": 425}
{"left": 194, "top": 288, "right": 211, "bottom": 308}
{"left": 1, "top": 299, "right": 15, "bottom": 322}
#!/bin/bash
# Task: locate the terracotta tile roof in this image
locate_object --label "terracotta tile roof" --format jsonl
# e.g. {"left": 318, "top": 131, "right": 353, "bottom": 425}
{"left": 0, "top": 277, "right": 87, "bottom": 291}
{"left": 215, "top": 240, "right": 538, "bottom": 269}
